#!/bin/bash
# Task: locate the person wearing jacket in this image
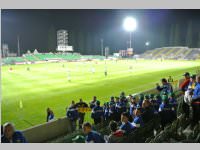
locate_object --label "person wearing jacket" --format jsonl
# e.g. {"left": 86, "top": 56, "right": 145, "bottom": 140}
{"left": 67, "top": 101, "right": 79, "bottom": 131}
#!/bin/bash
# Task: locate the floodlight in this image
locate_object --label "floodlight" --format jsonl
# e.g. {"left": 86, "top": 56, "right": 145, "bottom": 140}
{"left": 145, "top": 41, "right": 150, "bottom": 46}
{"left": 123, "top": 17, "right": 137, "bottom": 32}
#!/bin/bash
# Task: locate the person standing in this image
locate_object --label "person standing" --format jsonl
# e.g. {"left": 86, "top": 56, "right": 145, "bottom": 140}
{"left": 191, "top": 75, "right": 200, "bottom": 125}
{"left": 75, "top": 99, "right": 88, "bottom": 129}
{"left": 46, "top": 108, "right": 54, "bottom": 122}
{"left": 91, "top": 101, "right": 104, "bottom": 125}
{"left": 67, "top": 101, "right": 79, "bottom": 132}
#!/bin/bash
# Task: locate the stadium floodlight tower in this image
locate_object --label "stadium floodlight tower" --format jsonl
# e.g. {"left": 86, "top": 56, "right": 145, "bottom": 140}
{"left": 123, "top": 17, "right": 137, "bottom": 51}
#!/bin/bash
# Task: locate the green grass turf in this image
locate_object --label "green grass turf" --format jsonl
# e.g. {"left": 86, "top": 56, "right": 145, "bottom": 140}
{"left": 1, "top": 59, "right": 200, "bottom": 130}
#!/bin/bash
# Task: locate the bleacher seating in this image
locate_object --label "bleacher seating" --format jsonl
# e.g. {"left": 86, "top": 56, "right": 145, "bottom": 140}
{"left": 140, "top": 47, "right": 200, "bottom": 60}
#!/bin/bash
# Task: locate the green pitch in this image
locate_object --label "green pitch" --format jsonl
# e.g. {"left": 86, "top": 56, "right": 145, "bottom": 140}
{"left": 1, "top": 59, "right": 200, "bottom": 130}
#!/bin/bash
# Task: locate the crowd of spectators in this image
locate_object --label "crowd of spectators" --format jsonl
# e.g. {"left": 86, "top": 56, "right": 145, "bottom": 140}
{"left": 1, "top": 72, "right": 200, "bottom": 143}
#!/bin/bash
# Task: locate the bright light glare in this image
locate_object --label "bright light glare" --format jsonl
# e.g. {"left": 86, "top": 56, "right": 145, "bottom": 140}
{"left": 123, "top": 17, "right": 137, "bottom": 32}
{"left": 145, "top": 41, "right": 150, "bottom": 46}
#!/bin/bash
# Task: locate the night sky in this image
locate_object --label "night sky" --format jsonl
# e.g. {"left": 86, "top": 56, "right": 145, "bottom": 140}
{"left": 1, "top": 9, "right": 200, "bottom": 54}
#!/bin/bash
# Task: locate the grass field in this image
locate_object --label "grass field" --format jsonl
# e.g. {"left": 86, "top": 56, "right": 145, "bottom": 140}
{"left": 1, "top": 59, "right": 200, "bottom": 130}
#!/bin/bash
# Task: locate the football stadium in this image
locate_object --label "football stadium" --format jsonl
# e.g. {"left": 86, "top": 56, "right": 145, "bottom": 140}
{"left": 1, "top": 10, "right": 200, "bottom": 143}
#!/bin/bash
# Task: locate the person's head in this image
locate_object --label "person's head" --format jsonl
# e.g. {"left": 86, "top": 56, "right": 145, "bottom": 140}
{"left": 197, "top": 75, "right": 200, "bottom": 83}
{"left": 161, "top": 78, "right": 167, "bottom": 85}
{"left": 139, "top": 94, "right": 144, "bottom": 100}
{"left": 115, "top": 97, "right": 119, "bottom": 102}
{"left": 121, "top": 92, "right": 125, "bottom": 97}
{"left": 3, "top": 122, "right": 15, "bottom": 139}
{"left": 110, "top": 96, "right": 114, "bottom": 101}
{"left": 71, "top": 100, "right": 75, "bottom": 106}
{"left": 134, "top": 108, "right": 142, "bottom": 116}
{"left": 183, "top": 72, "right": 190, "bottom": 79}
{"left": 47, "top": 107, "right": 50, "bottom": 113}
{"left": 142, "top": 100, "right": 151, "bottom": 109}
{"left": 190, "top": 74, "right": 196, "bottom": 82}
{"left": 131, "top": 97, "right": 136, "bottom": 103}
{"left": 93, "top": 96, "right": 97, "bottom": 101}
{"left": 121, "top": 112, "right": 129, "bottom": 124}
{"left": 109, "top": 121, "right": 118, "bottom": 133}
{"left": 79, "top": 98, "right": 83, "bottom": 103}
{"left": 82, "top": 122, "right": 92, "bottom": 134}
{"left": 96, "top": 100, "right": 100, "bottom": 106}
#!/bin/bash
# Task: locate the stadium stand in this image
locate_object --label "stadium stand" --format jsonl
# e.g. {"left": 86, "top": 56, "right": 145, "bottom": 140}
{"left": 140, "top": 47, "right": 200, "bottom": 60}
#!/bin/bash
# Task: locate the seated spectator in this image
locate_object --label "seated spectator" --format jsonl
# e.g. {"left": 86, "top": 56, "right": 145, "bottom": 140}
{"left": 82, "top": 122, "right": 105, "bottom": 143}
{"left": 1, "top": 122, "right": 27, "bottom": 143}
{"left": 138, "top": 94, "right": 144, "bottom": 107}
{"left": 132, "top": 107, "right": 144, "bottom": 128}
{"left": 120, "top": 112, "right": 135, "bottom": 134}
{"left": 159, "top": 95, "right": 176, "bottom": 129}
{"left": 191, "top": 75, "right": 200, "bottom": 125}
{"left": 107, "top": 121, "right": 124, "bottom": 143}
{"left": 168, "top": 92, "right": 177, "bottom": 111}
{"left": 156, "top": 78, "right": 173, "bottom": 95}
{"left": 115, "top": 97, "right": 121, "bottom": 122}
{"left": 67, "top": 101, "right": 79, "bottom": 131}
{"left": 46, "top": 107, "right": 54, "bottom": 122}
{"left": 91, "top": 101, "right": 104, "bottom": 125}
{"left": 141, "top": 100, "right": 155, "bottom": 123}
{"left": 129, "top": 96, "right": 137, "bottom": 117}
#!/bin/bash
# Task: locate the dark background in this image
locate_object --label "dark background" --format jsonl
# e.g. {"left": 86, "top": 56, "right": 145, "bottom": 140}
{"left": 1, "top": 9, "right": 200, "bottom": 55}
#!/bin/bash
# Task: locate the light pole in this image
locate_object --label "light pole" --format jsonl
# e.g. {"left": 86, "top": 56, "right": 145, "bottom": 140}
{"left": 123, "top": 17, "right": 137, "bottom": 50}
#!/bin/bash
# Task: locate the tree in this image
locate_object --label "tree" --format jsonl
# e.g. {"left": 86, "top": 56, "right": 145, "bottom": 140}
{"left": 186, "top": 21, "right": 193, "bottom": 48}
{"left": 47, "top": 25, "right": 56, "bottom": 52}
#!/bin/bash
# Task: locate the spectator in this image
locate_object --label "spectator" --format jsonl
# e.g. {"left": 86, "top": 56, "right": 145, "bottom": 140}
{"left": 138, "top": 94, "right": 144, "bottom": 107}
{"left": 46, "top": 108, "right": 54, "bottom": 122}
{"left": 191, "top": 75, "right": 200, "bottom": 125}
{"left": 82, "top": 122, "right": 105, "bottom": 143}
{"left": 120, "top": 112, "right": 135, "bottom": 134}
{"left": 1, "top": 122, "right": 27, "bottom": 143}
{"left": 168, "top": 92, "right": 177, "bottom": 112}
{"left": 156, "top": 78, "right": 173, "bottom": 94}
{"left": 107, "top": 121, "right": 124, "bottom": 143}
{"left": 159, "top": 95, "right": 176, "bottom": 129}
{"left": 90, "top": 96, "right": 97, "bottom": 109}
{"left": 1, "top": 125, "right": 3, "bottom": 136}
{"left": 132, "top": 107, "right": 144, "bottom": 128}
{"left": 129, "top": 96, "right": 137, "bottom": 117}
{"left": 141, "top": 100, "right": 155, "bottom": 123}
{"left": 168, "top": 76, "right": 174, "bottom": 83}
{"left": 91, "top": 101, "right": 104, "bottom": 125}
{"left": 108, "top": 96, "right": 116, "bottom": 121}
{"left": 75, "top": 98, "right": 88, "bottom": 129}
{"left": 180, "top": 72, "right": 190, "bottom": 92}
{"left": 103, "top": 102, "right": 110, "bottom": 121}
{"left": 67, "top": 101, "right": 79, "bottom": 131}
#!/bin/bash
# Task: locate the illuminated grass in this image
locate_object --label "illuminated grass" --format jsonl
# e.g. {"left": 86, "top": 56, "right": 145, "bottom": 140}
{"left": 1, "top": 59, "right": 200, "bottom": 129}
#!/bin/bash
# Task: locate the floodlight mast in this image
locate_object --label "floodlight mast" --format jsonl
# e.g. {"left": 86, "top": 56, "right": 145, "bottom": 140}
{"left": 123, "top": 17, "right": 137, "bottom": 50}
